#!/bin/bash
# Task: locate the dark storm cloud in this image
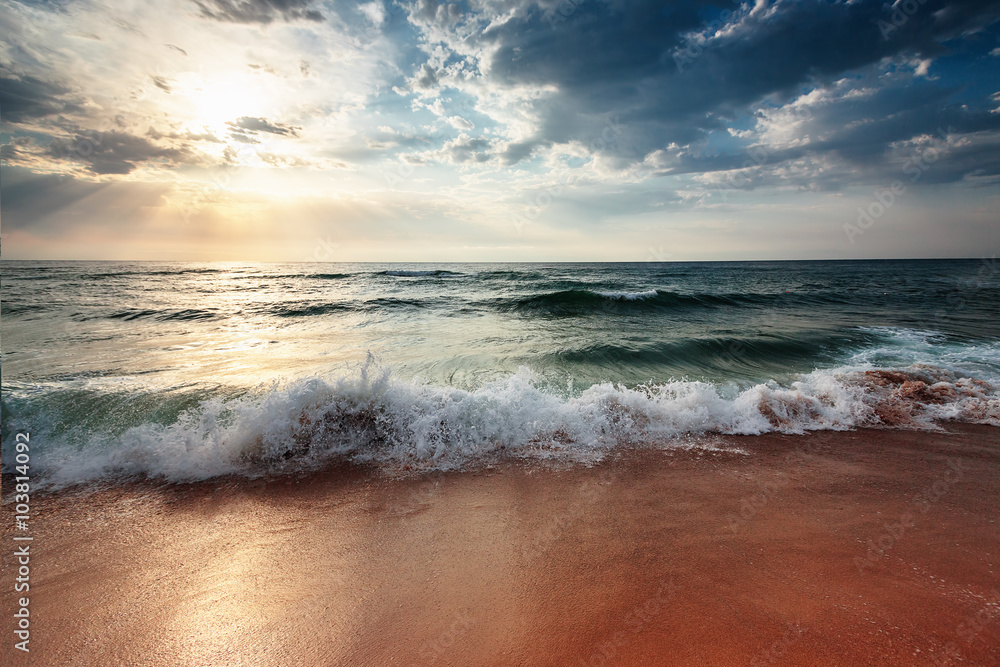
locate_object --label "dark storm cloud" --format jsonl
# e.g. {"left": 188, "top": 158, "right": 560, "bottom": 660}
{"left": 661, "top": 79, "right": 1000, "bottom": 185}
{"left": 48, "top": 130, "right": 196, "bottom": 175}
{"left": 0, "top": 74, "right": 76, "bottom": 123}
{"left": 192, "top": 0, "right": 323, "bottom": 23}
{"left": 487, "top": 0, "right": 999, "bottom": 111}
{"left": 471, "top": 0, "right": 1000, "bottom": 176}
{"left": 901, "top": 132, "right": 1000, "bottom": 185}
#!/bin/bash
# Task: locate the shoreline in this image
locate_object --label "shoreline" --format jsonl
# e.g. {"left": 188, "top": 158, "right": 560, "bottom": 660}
{"left": 3, "top": 424, "right": 999, "bottom": 665}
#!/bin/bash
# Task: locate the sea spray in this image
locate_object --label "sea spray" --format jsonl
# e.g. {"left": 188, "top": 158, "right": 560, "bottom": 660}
{"left": 4, "top": 357, "right": 998, "bottom": 488}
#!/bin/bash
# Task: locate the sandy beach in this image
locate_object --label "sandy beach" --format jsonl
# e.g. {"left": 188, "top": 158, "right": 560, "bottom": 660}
{"left": 3, "top": 424, "right": 998, "bottom": 666}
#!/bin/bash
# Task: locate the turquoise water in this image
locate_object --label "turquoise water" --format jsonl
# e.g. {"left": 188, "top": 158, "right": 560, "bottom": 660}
{"left": 2, "top": 259, "right": 998, "bottom": 484}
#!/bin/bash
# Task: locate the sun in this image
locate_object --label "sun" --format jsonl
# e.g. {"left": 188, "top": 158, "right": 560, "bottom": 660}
{"left": 180, "top": 73, "right": 269, "bottom": 136}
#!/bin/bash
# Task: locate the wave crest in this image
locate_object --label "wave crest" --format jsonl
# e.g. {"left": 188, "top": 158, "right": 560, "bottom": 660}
{"left": 5, "top": 359, "right": 997, "bottom": 488}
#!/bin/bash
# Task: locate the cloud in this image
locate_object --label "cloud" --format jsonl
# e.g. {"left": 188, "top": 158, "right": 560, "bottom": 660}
{"left": 413, "top": 0, "right": 462, "bottom": 25}
{"left": 226, "top": 116, "right": 302, "bottom": 137}
{"left": 447, "top": 115, "right": 474, "bottom": 130}
{"left": 400, "top": 0, "right": 1000, "bottom": 189}
{"left": 358, "top": 1, "right": 387, "bottom": 27}
{"left": 441, "top": 134, "right": 492, "bottom": 163}
{"left": 256, "top": 151, "right": 311, "bottom": 167}
{"left": 414, "top": 63, "right": 440, "bottom": 89}
{"left": 499, "top": 139, "right": 549, "bottom": 165}
{"left": 650, "top": 74, "right": 1000, "bottom": 190}
{"left": 0, "top": 74, "right": 76, "bottom": 123}
{"left": 146, "top": 128, "right": 223, "bottom": 143}
{"left": 48, "top": 130, "right": 198, "bottom": 175}
{"left": 192, "top": 0, "right": 323, "bottom": 23}
{"left": 3, "top": 0, "right": 1000, "bottom": 260}
{"left": 248, "top": 63, "right": 279, "bottom": 75}
{"left": 254, "top": 150, "right": 349, "bottom": 168}
{"left": 1, "top": 143, "right": 21, "bottom": 161}
{"left": 150, "top": 75, "right": 173, "bottom": 93}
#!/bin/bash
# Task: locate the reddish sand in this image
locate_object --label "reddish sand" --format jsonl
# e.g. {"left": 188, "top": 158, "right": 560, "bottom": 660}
{"left": 3, "top": 424, "right": 999, "bottom": 666}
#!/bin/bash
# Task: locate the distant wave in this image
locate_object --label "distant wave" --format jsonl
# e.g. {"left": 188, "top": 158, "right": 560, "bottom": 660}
{"left": 306, "top": 273, "right": 351, "bottom": 280}
{"left": 4, "top": 354, "right": 998, "bottom": 488}
{"left": 270, "top": 303, "right": 354, "bottom": 317}
{"left": 364, "top": 297, "right": 430, "bottom": 309}
{"left": 382, "top": 269, "right": 462, "bottom": 277}
{"left": 475, "top": 270, "right": 552, "bottom": 282}
{"left": 104, "top": 308, "right": 221, "bottom": 322}
{"left": 1, "top": 302, "right": 51, "bottom": 315}
{"left": 501, "top": 289, "right": 777, "bottom": 314}
{"left": 269, "top": 297, "right": 433, "bottom": 317}
{"left": 257, "top": 273, "right": 351, "bottom": 281}
{"left": 53, "top": 296, "right": 441, "bottom": 322}
{"left": 548, "top": 331, "right": 872, "bottom": 372}
{"left": 63, "top": 270, "right": 351, "bottom": 281}
{"left": 86, "top": 268, "right": 225, "bottom": 278}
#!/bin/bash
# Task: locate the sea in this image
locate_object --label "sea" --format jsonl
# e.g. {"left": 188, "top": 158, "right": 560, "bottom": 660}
{"left": 2, "top": 259, "right": 998, "bottom": 486}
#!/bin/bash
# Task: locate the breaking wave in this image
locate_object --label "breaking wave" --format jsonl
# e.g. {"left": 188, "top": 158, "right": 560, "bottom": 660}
{"left": 4, "top": 355, "right": 997, "bottom": 488}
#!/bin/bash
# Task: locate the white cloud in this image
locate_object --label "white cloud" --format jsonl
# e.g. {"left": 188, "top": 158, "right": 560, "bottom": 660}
{"left": 358, "top": 2, "right": 387, "bottom": 27}
{"left": 447, "top": 116, "right": 474, "bottom": 130}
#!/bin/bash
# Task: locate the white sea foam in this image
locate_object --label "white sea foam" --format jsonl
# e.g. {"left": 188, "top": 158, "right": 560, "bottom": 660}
{"left": 7, "top": 356, "right": 998, "bottom": 488}
{"left": 595, "top": 289, "right": 659, "bottom": 300}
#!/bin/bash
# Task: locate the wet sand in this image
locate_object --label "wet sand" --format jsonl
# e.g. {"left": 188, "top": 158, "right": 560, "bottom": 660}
{"left": 3, "top": 424, "right": 999, "bottom": 666}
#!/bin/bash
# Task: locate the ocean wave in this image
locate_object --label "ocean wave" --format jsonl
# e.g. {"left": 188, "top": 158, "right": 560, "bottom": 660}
{"left": 502, "top": 289, "right": 766, "bottom": 314}
{"left": 595, "top": 289, "right": 659, "bottom": 300}
{"left": 102, "top": 308, "right": 221, "bottom": 322}
{"left": 271, "top": 303, "right": 354, "bottom": 317}
{"left": 475, "top": 270, "right": 551, "bottom": 282}
{"left": 251, "top": 273, "right": 351, "bottom": 281}
{"left": 84, "top": 268, "right": 225, "bottom": 278}
{"left": 548, "top": 331, "right": 872, "bottom": 372}
{"left": 1, "top": 302, "right": 52, "bottom": 315}
{"left": 306, "top": 273, "right": 351, "bottom": 280}
{"left": 383, "top": 269, "right": 462, "bottom": 277}
{"left": 4, "top": 357, "right": 997, "bottom": 488}
{"left": 266, "top": 297, "right": 435, "bottom": 317}
{"left": 365, "top": 297, "right": 431, "bottom": 309}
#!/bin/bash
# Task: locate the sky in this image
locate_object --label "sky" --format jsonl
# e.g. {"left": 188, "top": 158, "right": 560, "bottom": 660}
{"left": 1, "top": 0, "right": 999, "bottom": 261}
